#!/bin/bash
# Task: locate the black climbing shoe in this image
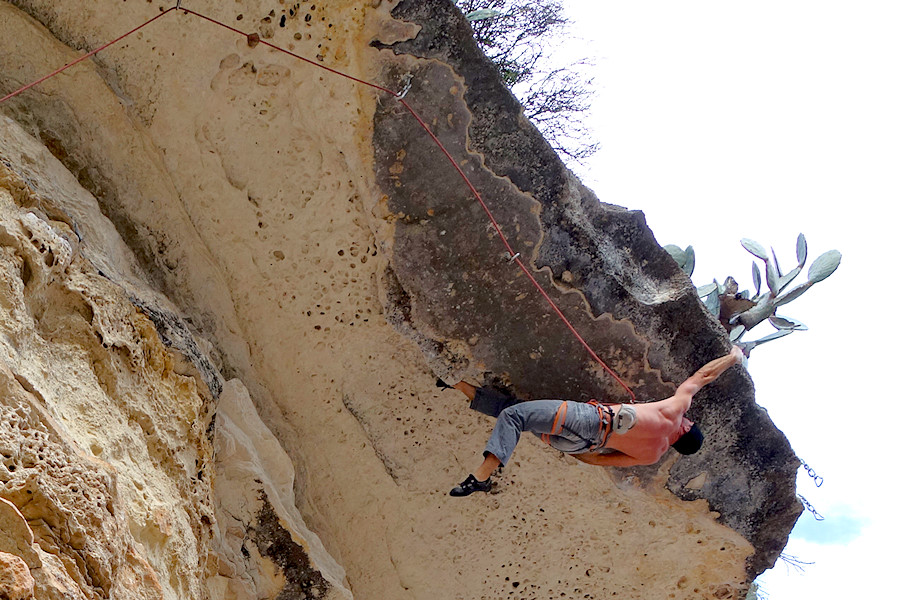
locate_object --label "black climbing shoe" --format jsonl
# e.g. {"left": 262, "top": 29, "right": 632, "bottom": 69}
{"left": 436, "top": 378, "right": 453, "bottom": 391}
{"left": 449, "top": 474, "right": 492, "bottom": 497}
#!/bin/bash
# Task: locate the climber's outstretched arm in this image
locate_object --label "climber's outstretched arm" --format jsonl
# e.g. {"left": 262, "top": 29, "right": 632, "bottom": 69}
{"left": 672, "top": 346, "right": 744, "bottom": 412}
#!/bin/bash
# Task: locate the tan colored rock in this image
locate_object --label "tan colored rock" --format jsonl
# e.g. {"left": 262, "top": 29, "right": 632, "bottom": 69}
{"left": 0, "top": 116, "right": 216, "bottom": 598}
{"left": 0, "top": 551, "right": 34, "bottom": 600}
{"left": 211, "top": 380, "right": 351, "bottom": 600}
{"left": 0, "top": 499, "right": 39, "bottom": 570}
{"left": 0, "top": 88, "right": 351, "bottom": 599}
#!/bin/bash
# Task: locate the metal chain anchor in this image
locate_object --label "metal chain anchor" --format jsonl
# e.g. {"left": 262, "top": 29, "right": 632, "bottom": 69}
{"left": 796, "top": 457, "right": 825, "bottom": 520}
{"left": 797, "top": 494, "right": 825, "bottom": 521}
{"left": 799, "top": 458, "right": 824, "bottom": 487}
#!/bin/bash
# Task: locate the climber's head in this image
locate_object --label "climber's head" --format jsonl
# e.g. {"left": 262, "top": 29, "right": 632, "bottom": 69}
{"left": 672, "top": 420, "right": 703, "bottom": 455}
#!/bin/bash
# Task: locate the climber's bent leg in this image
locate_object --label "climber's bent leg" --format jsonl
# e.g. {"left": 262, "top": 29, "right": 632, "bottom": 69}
{"left": 443, "top": 380, "right": 523, "bottom": 416}
{"left": 468, "top": 385, "right": 523, "bottom": 418}
{"left": 450, "top": 401, "right": 563, "bottom": 497}
{"left": 483, "top": 400, "right": 566, "bottom": 466}
{"left": 473, "top": 452, "right": 501, "bottom": 482}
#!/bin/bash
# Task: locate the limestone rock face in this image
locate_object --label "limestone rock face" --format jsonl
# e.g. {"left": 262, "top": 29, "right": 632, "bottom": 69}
{"left": 0, "top": 110, "right": 348, "bottom": 598}
{"left": 0, "top": 1, "right": 801, "bottom": 599}
{"left": 0, "top": 550, "right": 34, "bottom": 600}
{"left": 0, "top": 140, "right": 215, "bottom": 598}
{"left": 211, "top": 380, "right": 350, "bottom": 600}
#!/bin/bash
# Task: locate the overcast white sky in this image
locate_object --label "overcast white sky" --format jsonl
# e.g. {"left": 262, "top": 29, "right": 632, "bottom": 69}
{"left": 553, "top": 1, "right": 900, "bottom": 597}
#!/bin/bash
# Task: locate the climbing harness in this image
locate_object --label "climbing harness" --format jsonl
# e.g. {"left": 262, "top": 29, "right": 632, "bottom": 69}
{"left": 588, "top": 401, "right": 617, "bottom": 450}
{"left": 611, "top": 404, "right": 637, "bottom": 434}
{"left": 540, "top": 400, "right": 568, "bottom": 446}
{"left": 0, "top": 2, "right": 636, "bottom": 402}
{"left": 540, "top": 400, "right": 619, "bottom": 453}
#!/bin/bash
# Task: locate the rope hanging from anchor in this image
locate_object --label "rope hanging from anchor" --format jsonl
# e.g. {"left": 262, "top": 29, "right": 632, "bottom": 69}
{"left": 0, "top": 2, "right": 637, "bottom": 403}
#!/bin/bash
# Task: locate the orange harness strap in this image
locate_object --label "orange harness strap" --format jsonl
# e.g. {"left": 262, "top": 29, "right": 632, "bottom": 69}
{"left": 541, "top": 401, "right": 569, "bottom": 445}
{"left": 589, "top": 401, "right": 616, "bottom": 450}
{"left": 541, "top": 400, "right": 615, "bottom": 451}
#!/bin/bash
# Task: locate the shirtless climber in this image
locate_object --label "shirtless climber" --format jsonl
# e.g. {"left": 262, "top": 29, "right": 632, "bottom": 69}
{"left": 442, "top": 346, "right": 745, "bottom": 496}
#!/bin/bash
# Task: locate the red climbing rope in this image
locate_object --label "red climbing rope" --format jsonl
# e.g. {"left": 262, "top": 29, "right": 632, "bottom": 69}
{"left": 396, "top": 101, "right": 637, "bottom": 402}
{"left": 177, "top": 8, "right": 400, "bottom": 97}
{"left": 0, "top": 7, "right": 177, "bottom": 104}
{"left": 0, "top": 4, "right": 637, "bottom": 402}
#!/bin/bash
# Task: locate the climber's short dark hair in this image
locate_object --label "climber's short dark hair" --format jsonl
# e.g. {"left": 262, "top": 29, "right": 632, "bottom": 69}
{"left": 672, "top": 423, "right": 704, "bottom": 455}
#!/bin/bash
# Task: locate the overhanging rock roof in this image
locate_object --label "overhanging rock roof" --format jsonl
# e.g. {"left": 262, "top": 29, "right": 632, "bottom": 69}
{"left": 373, "top": 0, "right": 801, "bottom": 578}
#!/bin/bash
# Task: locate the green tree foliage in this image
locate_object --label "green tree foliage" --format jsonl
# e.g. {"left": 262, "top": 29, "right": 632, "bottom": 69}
{"left": 457, "top": 0, "right": 599, "bottom": 161}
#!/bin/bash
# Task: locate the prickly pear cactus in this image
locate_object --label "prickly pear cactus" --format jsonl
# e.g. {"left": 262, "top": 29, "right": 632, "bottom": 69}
{"left": 665, "top": 234, "right": 841, "bottom": 356}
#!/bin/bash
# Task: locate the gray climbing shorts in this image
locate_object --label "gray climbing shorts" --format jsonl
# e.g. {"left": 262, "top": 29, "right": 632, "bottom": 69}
{"left": 483, "top": 400, "right": 603, "bottom": 466}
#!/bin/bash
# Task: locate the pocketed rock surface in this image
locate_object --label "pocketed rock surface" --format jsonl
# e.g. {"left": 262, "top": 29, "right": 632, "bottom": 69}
{"left": 0, "top": 1, "right": 799, "bottom": 599}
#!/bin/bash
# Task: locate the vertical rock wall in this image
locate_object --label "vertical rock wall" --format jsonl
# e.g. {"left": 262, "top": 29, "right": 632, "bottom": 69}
{"left": 0, "top": 110, "right": 351, "bottom": 598}
{"left": 0, "top": 149, "right": 215, "bottom": 597}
